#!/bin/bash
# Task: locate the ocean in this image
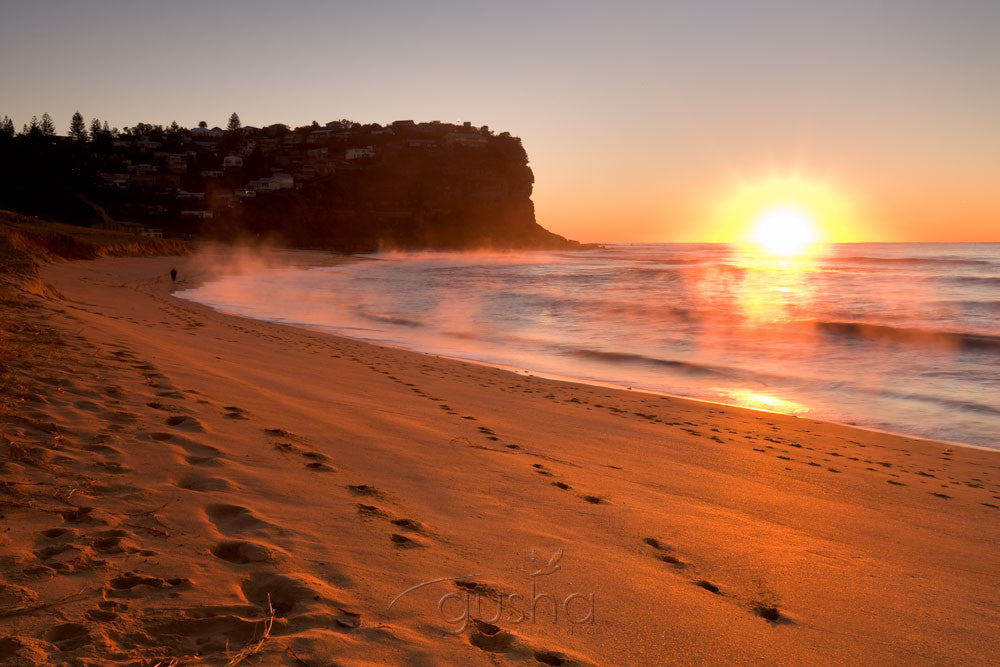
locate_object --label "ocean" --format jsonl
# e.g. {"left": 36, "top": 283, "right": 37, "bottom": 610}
{"left": 178, "top": 243, "right": 1000, "bottom": 448}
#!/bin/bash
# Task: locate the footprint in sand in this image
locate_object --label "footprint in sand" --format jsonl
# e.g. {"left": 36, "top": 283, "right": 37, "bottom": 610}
{"left": 390, "top": 533, "right": 424, "bottom": 548}
{"left": 301, "top": 451, "right": 336, "bottom": 471}
{"left": 239, "top": 572, "right": 336, "bottom": 617}
{"left": 223, "top": 406, "right": 249, "bottom": 420}
{"left": 347, "top": 484, "right": 384, "bottom": 498}
{"left": 753, "top": 605, "right": 787, "bottom": 623}
{"left": 390, "top": 518, "right": 426, "bottom": 533}
{"left": 263, "top": 427, "right": 299, "bottom": 440}
{"left": 155, "top": 390, "right": 186, "bottom": 399}
{"left": 466, "top": 620, "right": 579, "bottom": 664}
{"left": 211, "top": 539, "right": 285, "bottom": 564}
{"left": 643, "top": 537, "right": 687, "bottom": 568}
{"left": 205, "top": 504, "right": 272, "bottom": 536}
{"left": 695, "top": 580, "right": 721, "bottom": 594}
{"left": 43, "top": 623, "right": 92, "bottom": 652}
{"left": 164, "top": 415, "right": 205, "bottom": 432}
{"left": 176, "top": 475, "right": 233, "bottom": 492}
{"left": 148, "top": 432, "right": 222, "bottom": 466}
{"left": 356, "top": 503, "right": 388, "bottom": 517}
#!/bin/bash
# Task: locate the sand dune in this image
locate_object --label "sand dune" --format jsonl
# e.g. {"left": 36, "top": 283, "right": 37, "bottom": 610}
{"left": 0, "top": 250, "right": 998, "bottom": 664}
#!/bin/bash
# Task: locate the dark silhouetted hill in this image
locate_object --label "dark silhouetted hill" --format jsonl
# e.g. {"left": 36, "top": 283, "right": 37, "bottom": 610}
{"left": 0, "top": 115, "right": 586, "bottom": 252}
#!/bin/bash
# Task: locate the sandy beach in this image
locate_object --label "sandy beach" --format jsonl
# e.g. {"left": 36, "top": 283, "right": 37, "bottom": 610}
{"left": 2, "top": 250, "right": 999, "bottom": 665}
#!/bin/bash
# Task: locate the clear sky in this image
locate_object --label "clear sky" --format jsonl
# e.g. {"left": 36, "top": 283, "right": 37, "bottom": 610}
{"left": 2, "top": 0, "right": 998, "bottom": 242}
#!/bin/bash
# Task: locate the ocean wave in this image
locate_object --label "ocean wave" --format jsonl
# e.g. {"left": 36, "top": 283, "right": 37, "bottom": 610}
{"left": 355, "top": 309, "right": 424, "bottom": 328}
{"left": 816, "top": 321, "right": 1000, "bottom": 351}
{"left": 877, "top": 388, "right": 1000, "bottom": 416}
{"left": 567, "top": 348, "right": 729, "bottom": 376}
{"left": 949, "top": 300, "right": 1000, "bottom": 312}
{"left": 948, "top": 275, "right": 1000, "bottom": 287}
{"left": 828, "top": 256, "right": 995, "bottom": 267}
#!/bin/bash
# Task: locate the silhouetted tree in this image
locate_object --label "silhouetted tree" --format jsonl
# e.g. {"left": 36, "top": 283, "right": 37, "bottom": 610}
{"left": 0, "top": 116, "right": 14, "bottom": 138}
{"left": 227, "top": 113, "right": 241, "bottom": 132}
{"left": 26, "top": 116, "right": 41, "bottom": 139}
{"left": 40, "top": 113, "right": 56, "bottom": 136}
{"left": 102, "top": 121, "right": 112, "bottom": 135}
{"left": 198, "top": 120, "right": 208, "bottom": 128}
{"left": 69, "top": 111, "right": 87, "bottom": 140}
{"left": 170, "top": 120, "right": 181, "bottom": 133}
{"left": 89, "top": 118, "right": 102, "bottom": 138}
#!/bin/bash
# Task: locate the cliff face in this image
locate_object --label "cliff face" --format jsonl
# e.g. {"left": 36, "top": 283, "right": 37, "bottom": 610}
{"left": 215, "top": 129, "right": 577, "bottom": 252}
{"left": 0, "top": 120, "right": 582, "bottom": 252}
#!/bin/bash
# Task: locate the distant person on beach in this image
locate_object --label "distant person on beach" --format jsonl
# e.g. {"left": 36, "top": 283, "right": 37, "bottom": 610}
{"left": 170, "top": 268, "right": 177, "bottom": 282}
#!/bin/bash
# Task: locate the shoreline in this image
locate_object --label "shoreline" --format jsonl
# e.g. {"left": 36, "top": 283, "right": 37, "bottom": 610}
{"left": 175, "top": 248, "right": 998, "bottom": 453}
{"left": 2, "top": 251, "right": 998, "bottom": 664}
{"left": 433, "top": 356, "right": 1000, "bottom": 454}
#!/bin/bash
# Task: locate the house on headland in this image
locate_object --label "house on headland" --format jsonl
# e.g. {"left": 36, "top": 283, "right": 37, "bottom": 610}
{"left": 345, "top": 147, "right": 375, "bottom": 160}
{"left": 444, "top": 132, "right": 489, "bottom": 148}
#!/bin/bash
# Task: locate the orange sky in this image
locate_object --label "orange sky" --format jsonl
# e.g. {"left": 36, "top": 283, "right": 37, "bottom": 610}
{"left": 2, "top": 2, "right": 998, "bottom": 243}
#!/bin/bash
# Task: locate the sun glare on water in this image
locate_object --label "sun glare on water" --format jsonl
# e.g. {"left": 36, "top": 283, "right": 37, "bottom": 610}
{"left": 749, "top": 206, "right": 820, "bottom": 256}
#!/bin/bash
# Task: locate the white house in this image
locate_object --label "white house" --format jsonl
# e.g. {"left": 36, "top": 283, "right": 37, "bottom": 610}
{"left": 223, "top": 155, "right": 243, "bottom": 168}
{"left": 308, "top": 129, "right": 334, "bottom": 143}
{"left": 245, "top": 172, "right": 294, "bottom": 192}
{"left": 248, "top": 178, "right": 279, "bottom": 191}
{"left": 444, "top": 132, "right": 489, "bottom": 148}
{"left": 406, "top": 138, "right": 437, "bottom": 149}
{"left": 345, "top": 147, "right": 375, "bottom": 160}
{"left": 270, "top": 172, "right": 294, "bottom": 189}
{"left": 98, "top": 172, "right": 130, "bottom": 188}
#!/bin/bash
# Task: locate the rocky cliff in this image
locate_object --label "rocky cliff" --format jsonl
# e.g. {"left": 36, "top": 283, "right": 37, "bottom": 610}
{"left": 0, "top": 118, "right": 584, "bottom": 252}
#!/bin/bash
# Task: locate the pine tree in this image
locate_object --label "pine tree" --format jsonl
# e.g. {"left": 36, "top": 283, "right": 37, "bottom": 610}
{"left": 69, "top": 110, "right": 86, "bottom": 140}
{"left": 40, "top": 112, "right": 56, "bottom": 136}
{"left": 27, "top": 116, "right": 41, "bottom": 139}
{"left": 227, "top": 113, "right": 241, "bottom": 132}
{"left": 0, "top": 116, "right": 14, "bottom": 138}
{"left": 90, "top": 118, "right": 102, "bottom": 139}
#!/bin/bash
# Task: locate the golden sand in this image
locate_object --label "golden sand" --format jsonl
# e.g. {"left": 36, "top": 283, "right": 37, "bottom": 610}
{"left": 0, "top": 251, "right": 997, "bottom": 664}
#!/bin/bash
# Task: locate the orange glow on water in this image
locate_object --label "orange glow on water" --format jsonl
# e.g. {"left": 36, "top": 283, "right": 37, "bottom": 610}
{"left": 718, "top": 389, "right": 809, "bottom": 415}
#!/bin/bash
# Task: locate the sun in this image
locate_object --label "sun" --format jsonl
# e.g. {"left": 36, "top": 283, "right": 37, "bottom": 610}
{"left": 749, "top": 206, "right": 820, "bottom": 256}
{"left": 701, "top": 174, "right": 862, "bottom": 247}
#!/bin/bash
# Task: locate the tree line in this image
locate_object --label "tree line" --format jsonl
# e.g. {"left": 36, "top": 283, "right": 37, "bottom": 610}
{"left": 0, "top": 111, "right": 244, "bottom": 141}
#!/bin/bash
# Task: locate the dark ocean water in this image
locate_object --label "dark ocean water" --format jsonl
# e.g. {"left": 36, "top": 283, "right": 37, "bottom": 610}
{"left": 178, "top": 243, "right": 1000, "bottom": 448}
